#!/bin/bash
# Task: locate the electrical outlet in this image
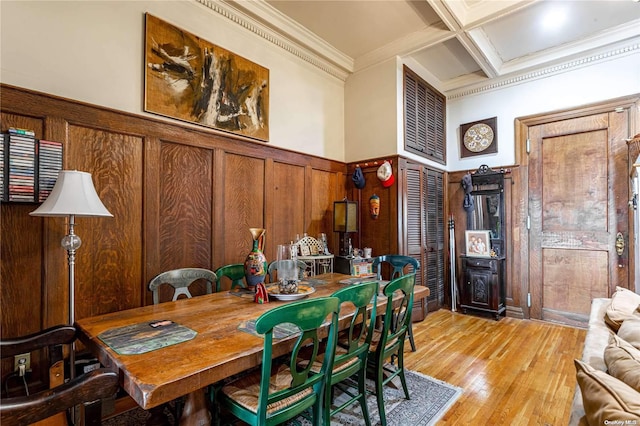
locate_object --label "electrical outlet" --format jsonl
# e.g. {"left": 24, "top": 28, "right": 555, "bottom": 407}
{"left": 14, "top": 352, "right": 30, "bottom": 372}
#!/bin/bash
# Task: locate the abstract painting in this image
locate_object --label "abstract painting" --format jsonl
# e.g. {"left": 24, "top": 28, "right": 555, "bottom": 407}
{"left": 144, "top": 14, "right": 269, "bottom": 141}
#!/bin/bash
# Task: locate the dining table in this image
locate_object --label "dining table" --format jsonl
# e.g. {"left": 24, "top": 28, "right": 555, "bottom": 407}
{"left": 75, "top": 273, "right": 429, "bottom": 425}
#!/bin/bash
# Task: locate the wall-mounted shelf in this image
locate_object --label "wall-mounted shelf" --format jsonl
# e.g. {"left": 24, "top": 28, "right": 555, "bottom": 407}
{"left": 1, "top": 129, "right": 62, "bottom": 203}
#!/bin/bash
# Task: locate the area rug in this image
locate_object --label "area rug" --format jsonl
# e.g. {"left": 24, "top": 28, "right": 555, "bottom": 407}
{"left": 290, "top": 370, "right": 462, "bottom": 426}
{"left": 104, "top": 370, "right": 461, "bottom": 426}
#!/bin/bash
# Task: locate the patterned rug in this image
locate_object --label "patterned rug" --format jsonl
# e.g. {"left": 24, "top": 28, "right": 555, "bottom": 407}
{"left": 104, "top": 370, "right": 462, "bottom": 426}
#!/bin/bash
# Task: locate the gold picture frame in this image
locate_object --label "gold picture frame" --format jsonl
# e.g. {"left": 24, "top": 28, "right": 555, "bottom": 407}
{"left": 144, "top": 14, "right": 269, "bottom": 141}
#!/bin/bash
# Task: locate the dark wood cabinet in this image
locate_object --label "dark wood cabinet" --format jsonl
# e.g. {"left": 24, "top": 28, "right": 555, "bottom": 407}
{"left": 460, "top": 165, "right": 507, "bottom": 320}
{"left": 460, "top": 256, "right": 505, "bottom": 320}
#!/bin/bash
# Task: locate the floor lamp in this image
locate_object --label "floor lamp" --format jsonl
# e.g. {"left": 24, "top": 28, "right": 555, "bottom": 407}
{"left": 30, "top": 170, "right": 112, "bottom": 389}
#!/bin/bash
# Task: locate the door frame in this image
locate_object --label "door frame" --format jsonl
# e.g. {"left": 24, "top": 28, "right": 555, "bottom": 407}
{"left": 513, "top": 94, "right": 640, "bottom": 320}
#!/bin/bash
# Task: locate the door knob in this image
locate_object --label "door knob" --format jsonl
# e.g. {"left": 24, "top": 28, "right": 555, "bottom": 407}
{"left": 615, "top": 232, "right": 625, "bottom": 256}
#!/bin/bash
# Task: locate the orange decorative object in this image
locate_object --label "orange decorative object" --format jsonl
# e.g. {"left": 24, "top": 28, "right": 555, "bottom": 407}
{"left": 369, "top": 194, "right": 380, "bottom": 219}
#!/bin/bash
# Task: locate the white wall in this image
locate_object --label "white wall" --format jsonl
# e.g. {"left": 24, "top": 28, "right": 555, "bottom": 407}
{"left": 0, "top": 0, "right": 345, "bottom": 161}
{"left": 344, "top": 57, "right": 398, "bottom": 162}
{"left": 447, "top": 52, "right": 640, "bottom": 172}
{"left": 345, "top": 46, "right": 640, "bottom": 170}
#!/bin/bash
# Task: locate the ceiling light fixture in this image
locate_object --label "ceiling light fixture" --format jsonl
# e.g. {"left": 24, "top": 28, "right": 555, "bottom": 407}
{"left": 541, "top": 5, "right": 568, "bottom": 31}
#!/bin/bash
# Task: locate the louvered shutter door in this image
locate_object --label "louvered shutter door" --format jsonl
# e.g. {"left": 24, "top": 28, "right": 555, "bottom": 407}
{"left": 403, "top": 66, "right": 446, "bottom": 165}
{"left": 405, "top": 166, "right": 424, "bottom": 287}
{"left": 425, "top": 168, "right": 445, "bottom": 304}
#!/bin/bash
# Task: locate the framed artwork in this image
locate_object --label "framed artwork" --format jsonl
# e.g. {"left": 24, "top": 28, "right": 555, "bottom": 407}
{"left": 299, "top": 245, "right": 311, "bottom": 256}
{"left": 465, "top": 230, "right": 491, "bottom": 257}
{"left": 144, "top": 14, "right": 269, "bottom": 141}
{"left": 460, "top": 117, "right": 497, "bottom": 158}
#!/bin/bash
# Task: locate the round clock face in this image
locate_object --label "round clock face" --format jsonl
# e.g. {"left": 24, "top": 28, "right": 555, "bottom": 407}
{"left": 464, "top": 123, "right": 494, "bottom": 152}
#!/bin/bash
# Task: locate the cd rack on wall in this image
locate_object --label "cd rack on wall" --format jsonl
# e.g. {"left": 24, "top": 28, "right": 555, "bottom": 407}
{"left": 1, "top": 128, "right": 63, "bottom": 203}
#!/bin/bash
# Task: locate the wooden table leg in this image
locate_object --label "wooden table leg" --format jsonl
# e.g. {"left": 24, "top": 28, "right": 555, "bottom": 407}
{"left": 179, "top": 390, "right": 211, "bottom": 426}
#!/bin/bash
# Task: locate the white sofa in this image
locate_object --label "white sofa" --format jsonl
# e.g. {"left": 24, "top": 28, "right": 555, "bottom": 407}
{"left": 569, "top": 289, "right": 640, "bottom": 425}
{"left": 569, "top": 298, "right": 611, "bottom": 425}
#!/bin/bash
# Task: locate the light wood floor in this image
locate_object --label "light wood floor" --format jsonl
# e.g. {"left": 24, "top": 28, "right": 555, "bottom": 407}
{"left": 405, "top": 309, "right": 587, "bottom": 425}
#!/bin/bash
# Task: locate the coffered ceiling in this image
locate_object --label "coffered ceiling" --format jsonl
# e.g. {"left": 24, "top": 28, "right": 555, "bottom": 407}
{"left": 222, "top": 0, "right": 640, "bottom": 97}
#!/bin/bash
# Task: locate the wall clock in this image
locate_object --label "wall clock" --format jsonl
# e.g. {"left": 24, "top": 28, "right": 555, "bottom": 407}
{"left": 460, "top": 117, "right": 497, "bottom": 158}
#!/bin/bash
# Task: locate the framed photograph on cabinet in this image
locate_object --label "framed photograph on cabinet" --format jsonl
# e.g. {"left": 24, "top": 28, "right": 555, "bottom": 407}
{"left": 460, "top": 117, "right": 497, "bottom": 158}
{"left": 465, "top": 230, "right": 491, "bottom": 257}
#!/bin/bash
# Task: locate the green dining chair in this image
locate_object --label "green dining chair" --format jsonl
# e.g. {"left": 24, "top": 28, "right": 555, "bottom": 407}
{"left": 214, "top": 263, "right": 247, "bottom": 291}
{"left": 372, "top": 255, "right": 420, "bottom": 351}
{"left": 324, "top": 281, "right": 378, "bottom": 426}
{"left": 218, "top": 296, "right": 340, "bottom": 426}
{"left": 267, "top": 259, "right": 308, "bottom": 283}
{"left": 148, "top": 268, "right": 217, "bottom": 304}
{"left": 367, "top": 273, "right": 416, "bottom": 426}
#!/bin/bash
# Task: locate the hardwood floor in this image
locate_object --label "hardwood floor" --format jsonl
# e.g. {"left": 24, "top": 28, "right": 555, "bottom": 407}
{"left": 405, "top": 309, "right": 587, "bottom": 425}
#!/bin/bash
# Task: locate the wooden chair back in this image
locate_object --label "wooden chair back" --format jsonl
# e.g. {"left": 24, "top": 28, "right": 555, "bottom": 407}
{"left": 0, "top": 325, "right": 118, "bottom": 426}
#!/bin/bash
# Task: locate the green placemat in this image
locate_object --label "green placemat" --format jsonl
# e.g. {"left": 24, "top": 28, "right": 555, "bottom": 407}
{"left": 98, "top": 320, "right": 197, "bottom": 355}
{"left": 238, "top": 320, "right": 301, "bottom": 340}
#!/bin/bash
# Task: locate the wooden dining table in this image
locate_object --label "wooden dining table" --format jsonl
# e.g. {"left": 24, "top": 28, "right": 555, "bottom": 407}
{"left": 75, "top": 273, "right": 429, "bottom": 425}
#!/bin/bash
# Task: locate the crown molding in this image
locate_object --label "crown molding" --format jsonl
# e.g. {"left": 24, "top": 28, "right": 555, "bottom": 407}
{"left": 196, "top": 0, "right": 351, "bottom": 81}
{"left": 447, "top": 41, "right": 640, "bottom": 100}
{"left": 197, "top": 0, "right": 639, "bottom": 99}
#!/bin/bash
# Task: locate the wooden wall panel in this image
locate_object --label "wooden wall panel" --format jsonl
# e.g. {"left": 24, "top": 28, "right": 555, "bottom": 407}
{"left": 1, "top": 112, "right": 46, "bottom": 337}
{"left": 0, "top": 84, "right": 346, "bottom": 387}
{"left": 355, "top": 160, "right": 399, "bottom": 257}
{"left": 271, "top": 162, "right": 305, "bottom": 249}
{"left": 309, "top": 168, "right": 340, "bottom": 252}
{"left": 222, "top": 154, "right": 266, "bottom": 265}
{"left": 66, "top": 125, "right": 144, "bottom": 320}
{"left": 158, "top": 142, "right": 213, "bottom": 270}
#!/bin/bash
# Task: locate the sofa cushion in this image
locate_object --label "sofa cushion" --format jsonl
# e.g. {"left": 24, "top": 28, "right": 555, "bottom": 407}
{"left": 574, "top": 359, "right": 640, "bottom": 424}
{"left": 604, "top": 287, "right": 640, "bottom": 332}
{"left": 604, "top": 334, "right": 640, "bottom": 392}
{"left": 617, "top": 314, "right": 640, "bottom": 350}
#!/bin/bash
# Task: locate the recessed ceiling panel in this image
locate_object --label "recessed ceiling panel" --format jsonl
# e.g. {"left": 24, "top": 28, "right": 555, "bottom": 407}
{"left": 266, "top": 0, "right": 441, "bottom": 58}
{"left": 481, "top": 0, "right": 640, "bottom": 62}
{"left": 409, "top": 38, "right": 484, "bottom": 81}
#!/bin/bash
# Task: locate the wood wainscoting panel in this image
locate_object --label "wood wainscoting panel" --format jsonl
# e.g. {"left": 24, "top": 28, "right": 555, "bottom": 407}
{"left": 309, "top": 168, "right": 341, "bottom": 253}
{"left": 157, "top": 141, "right": 213, "bottom": 290}
{"left": 221, "top": 153, "right": 266, "bottom": 265}
{"left": 66, "top": 125, "right": 144, "bottom": 320}
{"left": 271, "top": 161, "right": 305, "bottom": 250}
{"left": 0, "top": 84, "right": 347, "bottom": 387}
{"left": 542, "top": 248, "right": 608, "bottom": 321}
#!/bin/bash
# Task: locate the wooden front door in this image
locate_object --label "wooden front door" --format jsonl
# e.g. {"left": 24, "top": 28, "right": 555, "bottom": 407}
{"left": 527, "top": 107, "right": 633, "bottom": 326}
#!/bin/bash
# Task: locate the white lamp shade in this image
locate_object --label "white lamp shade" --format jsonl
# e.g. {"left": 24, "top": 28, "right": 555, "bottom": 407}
{"left": 30, "top": 170, "right": 113, "bottom": 217}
